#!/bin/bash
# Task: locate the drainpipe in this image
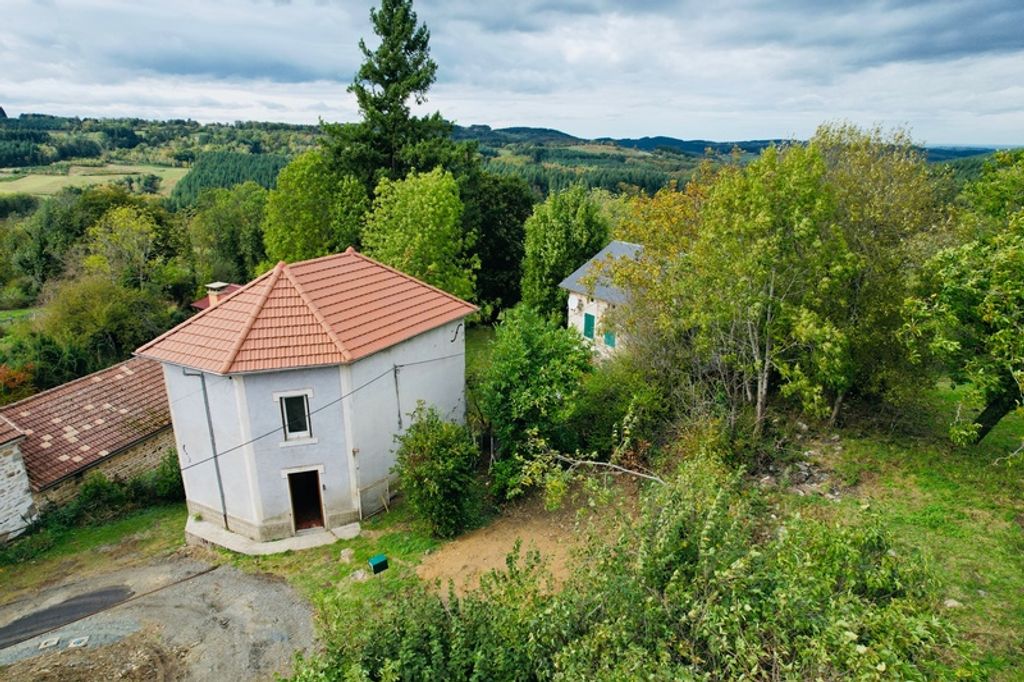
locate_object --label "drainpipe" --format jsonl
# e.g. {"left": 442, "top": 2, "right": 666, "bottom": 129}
{"left": 183, "top": 368, "right": 230, "bottom": 531}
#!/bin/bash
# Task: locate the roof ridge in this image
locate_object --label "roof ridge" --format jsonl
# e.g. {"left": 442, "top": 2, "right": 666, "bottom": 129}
{"left": 136, "top": 265, "right": 278, "bottom": 357}
{"left": 348, "top": 250, "right": 477, "bottom": 313}
{"left": 219, "top": 262, "right": 286, "bottom": 374}
{"left": 281, "top": 264, "right": 352, "bottom": 363}
{"left": 0, "top": 413, "right": 25, "bottom": 440}
{"left": 0, "top": 357, "right": 143, "bottom": 416}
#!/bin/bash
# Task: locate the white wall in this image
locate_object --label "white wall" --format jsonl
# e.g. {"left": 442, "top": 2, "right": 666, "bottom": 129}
{"left": 161, "top": 318, "right": 468, "bottom": 539}
{"left": 566, "top": 292, "right": 619, "bottom": 358}
{"left": 0, "top": 441, "right": 35, "bottom": 542}
{"left": 163, "top": 365, "right": 256, "bottom": 532}
{"left": 347, "top": 320, "right": 467, "bottom": 516}
{"left": 240, "top": 366, "right": 354, "bottom": 533}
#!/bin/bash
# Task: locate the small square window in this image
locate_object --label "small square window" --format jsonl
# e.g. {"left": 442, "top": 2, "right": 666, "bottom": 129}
{"left": 281, "top": 395, "right": 311, "bottom": 440}
{"left": 603, "top": 331, "right": 616, "bottom": 348}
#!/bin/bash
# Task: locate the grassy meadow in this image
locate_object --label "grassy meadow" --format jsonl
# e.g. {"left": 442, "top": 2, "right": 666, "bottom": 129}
{"left": 0, "top": 164, "right": 188, "bottom": 197}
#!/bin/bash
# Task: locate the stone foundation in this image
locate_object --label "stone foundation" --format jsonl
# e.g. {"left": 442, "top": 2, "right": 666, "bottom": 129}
{"left": 185, "top": 498, "right": 361, "bottom": 543}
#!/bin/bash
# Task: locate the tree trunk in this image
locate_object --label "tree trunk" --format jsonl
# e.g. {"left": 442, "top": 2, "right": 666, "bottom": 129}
{"left": 829, "top": 390, "right": 846, "bottom": 428}
{"left": 972, "top": 387, "right": 1020, "bottom": 444}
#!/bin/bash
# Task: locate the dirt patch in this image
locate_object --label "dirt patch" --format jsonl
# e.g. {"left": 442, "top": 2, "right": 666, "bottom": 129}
{"left": 416, "top": 495, "right": 585, "bottom": 596}
{"left": 0, "top": 628, "right": 181, "bottom": 682}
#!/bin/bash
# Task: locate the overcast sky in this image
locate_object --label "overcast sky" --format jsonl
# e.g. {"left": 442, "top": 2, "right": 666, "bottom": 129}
{"left": 3, "top": 0, "right": 1022, "bottom": 145}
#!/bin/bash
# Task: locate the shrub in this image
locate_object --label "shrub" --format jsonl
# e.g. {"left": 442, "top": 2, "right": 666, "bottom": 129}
{"left": 565, "top": 353, "right": 666, "bottom": 457}
{"left": 0, "top": 450, "right": 184, "bottom": 564}
{"left": 295, "top": 456, "right": 978, "bottom": 680}
{"left": 477, "top": 305, "right": 592, "bottom": 498}
{"left": 393, "top": 404, "right": 481, "bottom": 538}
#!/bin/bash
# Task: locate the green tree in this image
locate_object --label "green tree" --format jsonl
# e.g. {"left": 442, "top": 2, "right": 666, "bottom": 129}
{"left": 520, "top": 185, "right": 609, "bottom": 319}
{"left": 262, "top": 150, "right": 368, "bottom": 263}
{"left": 10, "top": 185, "right": 160, "bottom": 290}
{"left": 905, "top": 202, "right": 1024, "bottom": 443}
{"left": 810, "top": 124, "right": 940, "bottom": 419}
{"left": 83, "top": 205, "right": 160, "bottom": 286}
{"left": 4, "top": 276, "right": 174, "bottom": 389}
{"left": 477, "top": 305, "right": 592, "bottom": 496}
{"left": 463, "top": 173, "right": 535, "bottom": 313}
{"left": 189, "top": 181, "right": 268, "bottom": 284}
{"left": 393, "top": 404, "right": 480, "bottom": 538}
{"left": 322, "top": 0, "right": 455, "bottom": 195}
{"left": 363, "top": 167, "right": 476, "bottom": 299}
{"left": 691, "top": 145, "right": 857, "bottom": 435}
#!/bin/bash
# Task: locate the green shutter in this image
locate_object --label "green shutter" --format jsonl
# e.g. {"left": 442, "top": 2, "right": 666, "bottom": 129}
{"left": 583, "top": 313, "right": 595, "bottom": 339}
{"left": 603, "top": 330, "right": 616, "bottom": 348}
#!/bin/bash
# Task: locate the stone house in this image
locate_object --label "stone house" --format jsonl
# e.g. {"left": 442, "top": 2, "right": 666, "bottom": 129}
{"left": 559, "top": 240, "right": 642, "bottom": 358}
{"left": 0, "top": 358, "right": 172, "bottom": 542}
{"left": 135, "top": 248, "right": 476, "bottom": 546}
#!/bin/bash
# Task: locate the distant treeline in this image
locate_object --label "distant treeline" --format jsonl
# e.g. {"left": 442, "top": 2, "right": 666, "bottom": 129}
{"left": 169, "top": 151, "right": 288, "bottom": 207}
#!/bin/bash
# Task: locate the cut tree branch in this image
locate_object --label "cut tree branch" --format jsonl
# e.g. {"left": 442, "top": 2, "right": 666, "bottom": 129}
{"left": 554, "top": 454, "right": 666, "bottom": 485}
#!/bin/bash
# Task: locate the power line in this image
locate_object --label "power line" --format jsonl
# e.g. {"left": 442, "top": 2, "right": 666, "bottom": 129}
{"left": 178, "top": 351, "right": 465, "bottom": 474}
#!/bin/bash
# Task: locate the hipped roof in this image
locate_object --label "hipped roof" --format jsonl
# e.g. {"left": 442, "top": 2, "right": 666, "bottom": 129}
{"left": 136, "top": 248, "right": 477, "bottom": 375}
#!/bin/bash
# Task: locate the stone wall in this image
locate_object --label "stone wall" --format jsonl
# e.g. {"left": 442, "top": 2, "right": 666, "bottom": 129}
{"left": 36, "top": 427, "right": 176, "bottom": 507}
{"left": 0, "top": 441, "right": 36, "bottom": 543}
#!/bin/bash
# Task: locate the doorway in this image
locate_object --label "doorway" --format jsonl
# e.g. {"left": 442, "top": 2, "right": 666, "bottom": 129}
{"left": 288, "top": 470, "right": 324, "bottom": 531}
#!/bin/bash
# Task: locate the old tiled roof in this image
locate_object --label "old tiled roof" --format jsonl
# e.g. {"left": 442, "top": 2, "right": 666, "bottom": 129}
{"left": 191, "top": 283, "right": 242, "bottom": 310}
{"left": 0, "top": 358, "right": 170, "bottom": 491}
{"left": 559, "top": 240, "right": 643, "bottom": 305}
{"left": 137, "top": 248, "right": 478, "bottom": 374}
{"left": 0, "top": 415, "right": 24, "bottom": 446}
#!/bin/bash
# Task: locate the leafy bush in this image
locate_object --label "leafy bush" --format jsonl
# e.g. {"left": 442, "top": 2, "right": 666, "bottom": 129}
{"left": 393, "top": 404, "right": 481, "bottom": 538}
{"left": 0, "top": 450, "right": 184, "bottom": 564}
{"left": 295, "top": 456, "right": 977, "bottom": 680}
{"left": 478, "top": 305, "right": 592, "bottom": 498}
{"left": 565, "top": 354, "right": 666, "bottom": 457}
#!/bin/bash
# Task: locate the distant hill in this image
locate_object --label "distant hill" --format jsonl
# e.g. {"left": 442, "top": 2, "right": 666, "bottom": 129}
{"left": 455, "top": 125, "right": 997, "bottom": 163}
{"left": 0, "top": 113, "right": 1006, "bottom": 203}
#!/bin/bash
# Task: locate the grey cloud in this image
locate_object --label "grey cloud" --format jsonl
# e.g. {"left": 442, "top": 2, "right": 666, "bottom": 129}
{"left": 1, "top": 0, "right": 1022, "bottom": 144}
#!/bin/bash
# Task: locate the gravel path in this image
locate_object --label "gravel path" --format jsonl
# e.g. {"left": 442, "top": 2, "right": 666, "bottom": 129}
{"left": 0, "top": 558, "right": 315, "bottom": 680}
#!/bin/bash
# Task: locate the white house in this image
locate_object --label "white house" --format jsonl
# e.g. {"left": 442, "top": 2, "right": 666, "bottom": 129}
{"left": 559, "top": 241, "right": 642, "bottom": 357}
{"left": 136, "top": 248, "right": 476, "bottom": 545}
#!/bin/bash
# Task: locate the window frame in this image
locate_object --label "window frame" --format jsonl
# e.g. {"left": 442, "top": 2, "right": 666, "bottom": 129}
{"left": 274, "top": 389, "right": 314, "bottom": 442}
{"left": 603, "top": 330, "right": 616, "bottom": 348}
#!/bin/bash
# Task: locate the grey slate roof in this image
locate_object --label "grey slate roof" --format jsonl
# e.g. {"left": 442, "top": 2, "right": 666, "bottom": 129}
{"left": 558, "top": 240, "right": 642, "bottom": 305}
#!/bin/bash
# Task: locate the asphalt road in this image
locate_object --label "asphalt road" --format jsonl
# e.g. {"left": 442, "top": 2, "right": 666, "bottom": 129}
{"left": 0, "top": 585, "right": 133, "bottom": 649}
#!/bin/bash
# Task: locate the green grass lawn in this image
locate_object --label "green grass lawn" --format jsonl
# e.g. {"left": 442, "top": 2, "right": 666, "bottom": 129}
{"left": 0, "top": 164, "right": 187, "bottom": 197}
{"left": 789, "top": 385, "right": 1024, "bottom": 679}
{"left": 0, "top": 308, "right": 38, "bottom": 325}
{"left": 0, "top": 503, "right": 188, "bottom": 601}
{"left": 219, "top": 502, "right": 439, "bottom": 610}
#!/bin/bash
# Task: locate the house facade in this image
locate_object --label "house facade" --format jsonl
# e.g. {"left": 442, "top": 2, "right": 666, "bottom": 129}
{"left": 559, "top": 240, "right": 642, "bottom": 358}
{"left": 136, "top": 249, "right": 476, "bottom": 544}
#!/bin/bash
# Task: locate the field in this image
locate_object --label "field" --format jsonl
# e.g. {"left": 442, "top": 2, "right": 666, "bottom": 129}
{"left": 787, "top": 386, "right": 1024, "bottom": 679}
{"left": 0, "top": 164, "right": 188, "bottom": 197}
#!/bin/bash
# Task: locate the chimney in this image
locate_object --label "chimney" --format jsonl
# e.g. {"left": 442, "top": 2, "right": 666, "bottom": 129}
{"left": 205, "top": 282, "right": 231, "bottom": 307}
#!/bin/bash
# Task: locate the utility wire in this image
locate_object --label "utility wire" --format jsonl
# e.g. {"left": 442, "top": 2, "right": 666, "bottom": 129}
{"left": 178, "top": 351, "right": 465, "bottom": 474}
{"left": 1, "top": 352, "right": 465, "bottom": 543}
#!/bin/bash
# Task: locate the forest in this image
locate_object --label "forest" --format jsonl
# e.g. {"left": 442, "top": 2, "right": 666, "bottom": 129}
{"left": 0, "top": 0, "right": 1022, "bottom": 678}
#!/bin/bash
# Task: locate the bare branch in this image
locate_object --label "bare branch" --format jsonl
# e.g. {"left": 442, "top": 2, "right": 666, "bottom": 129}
{"left": 553, "top": 454, "right": 666, "bottom": 485}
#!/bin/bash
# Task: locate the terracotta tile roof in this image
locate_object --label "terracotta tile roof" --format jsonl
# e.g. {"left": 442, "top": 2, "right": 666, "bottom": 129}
{"left": 136, "top": 248, "right": 478, "bottom": 374}
{"left": 191, "top": 283, "right": 242, "bottom": 310}
{"left": 0, "top": 358, "right": 170, "bottom": 491}
{"left": 0, "top": 415, "right": 24, "bottom": 446}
